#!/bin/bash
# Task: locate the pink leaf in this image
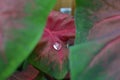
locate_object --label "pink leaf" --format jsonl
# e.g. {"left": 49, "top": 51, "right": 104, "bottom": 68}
{"left": 88, "top": 14, "right": 120, "bottom": 79}
{"left": 34, "top": 11, "right": 75, "bottom": 69}
{"left": 8, "top": 65, "right": 39, "bottom": 80}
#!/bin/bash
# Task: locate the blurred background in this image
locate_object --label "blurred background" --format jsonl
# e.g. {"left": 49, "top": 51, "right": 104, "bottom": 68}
{"left": 53, "top": 0, "right": 76, "bottom": 16}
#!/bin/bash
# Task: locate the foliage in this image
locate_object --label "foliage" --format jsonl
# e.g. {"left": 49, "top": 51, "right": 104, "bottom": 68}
{"left": 29, "top": 11, "right": 75, "bottom": 79}
{"left": 70, "top": 0, "right": 120, "bottom": 80}
{"left": 0, "top": 0, "right": 120, "bottom": 80}
{"left": 0, "top": 0, "right": 56, "bottom": 80}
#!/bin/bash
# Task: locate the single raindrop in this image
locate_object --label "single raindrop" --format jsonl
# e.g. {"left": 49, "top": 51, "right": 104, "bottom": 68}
{"left": 67, "top": 43, "right": 69, "bottom": 48}
{"left": 53, "top": 42, "right": 62, "bottom": 51}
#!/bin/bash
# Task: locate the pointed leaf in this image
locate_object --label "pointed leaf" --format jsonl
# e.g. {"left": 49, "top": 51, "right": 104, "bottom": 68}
{"left": 29, "top": 11, "right": 75, "bottom": 79}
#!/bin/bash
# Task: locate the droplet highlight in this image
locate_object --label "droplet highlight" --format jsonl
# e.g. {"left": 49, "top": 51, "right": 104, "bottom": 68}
{"left": 53, "top": 42, "right": 62, "bottom": 51}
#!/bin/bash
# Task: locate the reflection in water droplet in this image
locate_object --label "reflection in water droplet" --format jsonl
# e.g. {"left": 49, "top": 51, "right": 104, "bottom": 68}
{"left": 53, "top": 42, "right": 62, "bottom": 51}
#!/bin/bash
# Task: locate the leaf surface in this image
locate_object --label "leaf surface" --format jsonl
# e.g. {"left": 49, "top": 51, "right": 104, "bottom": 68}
{"left": 8, "top": 65, "right": 39, "bottom": 80}
{"left": 0, "top": 0, "right": 56, "bottom": 79}
{"left": 29, "top": 11, "right": 75, "bottom": 79}
{"left": 70, "top": 0, "right": 120, "bottom": 80}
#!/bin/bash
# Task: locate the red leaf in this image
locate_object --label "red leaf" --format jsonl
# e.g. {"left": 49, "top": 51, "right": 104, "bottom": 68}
{"left": 88, "top": 15, "right": 120, "bottom": 40}
{"left": 87, "top": 14, "right": 120, "bottom": 79}
{"left": 8, "top": 65, "right": 39, "bottom": 80}
{"left": 34, "top": 11, "right": 75, "bottom": 68}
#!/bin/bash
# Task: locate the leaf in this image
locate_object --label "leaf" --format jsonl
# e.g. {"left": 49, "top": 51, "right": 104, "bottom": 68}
{"left": 75, "top": 7, "right": 93, "bottom": 44}
{"left": 78, "top": 15, "right": 120, "bottom": 80}
{"left": 70, "top": 40, "right": 105, "bottom": 80}
{"left": 88, "top": 15, "right": 120, "bottom": 41}
{"left": 70, "top": 0, "right": 120, "bottom": 80}
{"left": 35, "top": 73, "right": 47, "bottom": 80}
{"left": 0, "top": 0, "right": 56, "bottom": 79}
{"left": 74, "top": 0, "right": 97, "bottom": 44}
{"left": 75, "top": 0, "right": 120, "bottom": 44}
{"left": 8, "top": 65, "right": 39, "bottom": 80}
{"left": 70, "top": 36, "right": 120, "bottom": 80}
{"left": 29, "top": 11, "right": 75, "bottom": 79}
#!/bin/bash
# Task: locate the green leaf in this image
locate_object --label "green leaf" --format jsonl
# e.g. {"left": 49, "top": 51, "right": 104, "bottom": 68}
{"left": 29, "top": 53, "right": 69, "bottom": 79}
{"left": 69, "top": 40, "right": 107, "bottom": 80}
{"left": 0, "top": 0, "right": 56, "bottom": 80}
{"left": 35, "top": 71, "right": 47, "bottom": 80}
{"left": 76, "top": 0, "right": 94, "bottom": 8}
{"left": 75, "top": 8, "right": 93, "bottom": 44}
{"left": 71, "top": 0, "right": 120, "bottom": 80}
{"left": 75, "top": 0, "right": 101, "bottom": 44}
{"left": 69, "top": 34, "right": 120, "bottom": 80}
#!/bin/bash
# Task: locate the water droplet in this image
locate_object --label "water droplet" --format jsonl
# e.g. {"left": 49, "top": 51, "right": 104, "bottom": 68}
{"left": 67, "top": 44, "right": 69, "bottom": 48}
{"left": 53, "top": 42, "right": 62, "bottom": 51}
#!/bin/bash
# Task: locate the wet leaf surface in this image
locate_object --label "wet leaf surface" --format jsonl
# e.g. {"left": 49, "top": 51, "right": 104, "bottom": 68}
{"left": 29, "top": 11, "right": 75, "bottom": 79}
